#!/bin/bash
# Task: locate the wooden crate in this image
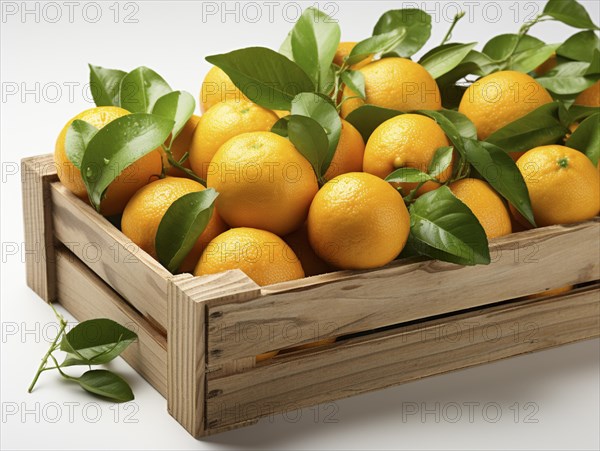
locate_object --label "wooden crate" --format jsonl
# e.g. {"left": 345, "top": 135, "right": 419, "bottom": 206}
{"left": 22, "top": 154, "right": 600, "bottom": 437}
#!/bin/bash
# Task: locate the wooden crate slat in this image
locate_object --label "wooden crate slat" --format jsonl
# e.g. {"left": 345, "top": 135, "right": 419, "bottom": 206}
{"left": 55, "top": 247, "right": 168, "bottom": 396}
{"left": 207, "top": 219, "right": 600, "bottom": 365}
{"left": 205, "top": 285, "right": 600, "bottom": 431}
{"left": 50, "top": 181, "right": 172, "bottom": 330}
{"left": 21, "top": 155, "right": 58, "bottom": 302}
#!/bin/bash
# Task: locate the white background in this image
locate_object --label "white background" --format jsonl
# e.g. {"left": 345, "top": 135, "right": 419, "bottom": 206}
{"left": 1, "top": 1, "right": 599, "bottom": 449}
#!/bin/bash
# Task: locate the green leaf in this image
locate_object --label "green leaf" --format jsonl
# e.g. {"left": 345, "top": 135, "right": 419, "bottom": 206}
{"left": 60, "top": 318, "right": 137, "bottom": 366}
{"left": 537, "top": 61, "right": 598, "bottom": 95}
{"left": 385, "top": 167, "right": 433, "bottom": 183}
{"left": 156, "top": 189, "right": 218, "bottom": 273}
{"left": 428, "top": 146, "right": 454, "bottom": 177}
{"left": 290, "top": 7, "right": 340, "bottom": 93}
{"left": 566, "top": 113, "right": 600, "bottom": 165}
{"left": 543, "top": 0, "right": 599, "bottom": 30}
{"left": 152, "top": 90, "right": 196, "bottom": 141}
{"left": 485, "top": 102, "right": 568, "bottom": 153}
{"left": 431, "top": 109, "right": 477, "bottom": 140}
{"left": 419, "top": 42, "right": 477, "bottom": 79}
{"left": 89, "top": 64, "right": 126, "bottom": 107}
{"left": 271, "top": 116, "right": 289, "bottom": 137}
{"left": 341, "top": 70, "right": 366, "bottom": 99}
{"left": 560, "top": 104, "right": 600, "bottom": 125}
{"left": 206, "top": 47, "right": 315, "bottom": 110}
{"left": 75, "top": 370, "right": 134, "bottom": 403}
{"left": 463, "top": 139, "right": 536, "bottom": 226}
{"left": 346, "top": 28, "right": 407, "bottom": 66}
{"left": 65, "top": 120, "right": 98, "bottom": 169}
{"left": 511, "top": 43, "right": 560, "bottom": 74}
{"left": 279, "top": 31, "right": 294, "bottom": 60}
{"left": 287, "top": 115, "right": 330, "bottom": 181}
{"left": 81, "top": 113, "right": 173, "bottom": 210}
{"left": 409, "top": 186, "right": 490, "bottom": 266}
{"left": 416, "top": 110, "right": 466, "bottom": 156}
{"left": 119, "top": 66, "right": 172, "bottom": 113}
{"left": 483, "top": 34, "right": 544, "bottom": 62}
{"left": 373, "top": 9, "right": 432, "bottom": 57}
{"left": 557, "top": 30, "right": 600, "bottom": 62}
{"left": 291, "top": 92, "right": 341, "bottom": 173}
{"left": 586, "top": 49, "right": 600, "bottom": 75}
{"left": 345, "top": 105, "right": 403, "bottom": 142}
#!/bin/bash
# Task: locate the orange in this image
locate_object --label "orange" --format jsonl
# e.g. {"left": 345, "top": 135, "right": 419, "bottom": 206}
{"left": 459, "top": 71, "right": 553, "bottom": 140}
{"left": 341, "top": 58, "right": 442, "bottom": 118}
{"left": 199, "top": 66, "right": 248, "bottom": 113}
{"left": 189, "top": 99, "right": 278, "bottom": 180}
{"left": 574, "top": 81, "right": 600, "bottom": 107}
{"left": 448, "top": 178, "right": 512, "bottom": 238}
{"left": 363, "top": 114, "right": 452, "bottom": 196}
{"left": 54, "top": 106, "right": 162, "bottom": 216}
{"left": 333, "top": 41, "right": 373, "bottom": 70}
{"left": 307, "top": 172, "right": 410, "bottom": 270}
{"left": 121, "top": 177, "right": 227, "bottom": 273}
{"left": 284, "top": 222, "right": 334, "bottom": 277}
{"left": 324, "top": 119, "right": 365, "bottom": 181}
{"left": 207, "top": 131, "right": 319, "bottom": 236}
{"left": 194, "top": 227, "right": 304, "bottom": 286}
{"left": 163, "top": 115, "right": 201, "bottom": 177}
{"left": 516, "top": 145, "right": 600, "bottom": 226}
{"left": 533, "top": 53, "right": 557, "bottom": 77}
{"left": 526, "top": 285, "right": 573, "bottom": 299}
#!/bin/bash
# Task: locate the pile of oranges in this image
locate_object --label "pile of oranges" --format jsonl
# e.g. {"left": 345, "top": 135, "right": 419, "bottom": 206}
{"left": 54, "top": 16, "right": 600, "bottom": 291}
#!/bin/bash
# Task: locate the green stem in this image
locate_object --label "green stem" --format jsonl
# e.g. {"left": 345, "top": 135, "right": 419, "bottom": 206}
{"left": 49, "top": 354, "right": 77, "bottom": 381}
{"left": 501, "top": 13, "right": 549, "bottom": 67}
{"left": 28, "top": 320, "right": 67, "bottom": 393}
{"left": 161, "top": 145, "right": 206, "bottom": 186}
{"left": 403, "top": 181, "right": 428, "bottom": 204}
{"left": 441, "top": 11, "right": 466, "bottom": 45}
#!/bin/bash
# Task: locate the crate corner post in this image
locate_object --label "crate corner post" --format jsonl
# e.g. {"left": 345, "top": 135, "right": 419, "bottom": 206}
{"left": 167, "top": 270, "right": 261, "bottom": 438}
{"left": 21, "top": 154, "right": 59, "bottom": 303}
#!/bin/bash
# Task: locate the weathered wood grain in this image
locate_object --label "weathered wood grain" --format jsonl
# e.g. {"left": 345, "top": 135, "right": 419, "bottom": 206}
{"left": 205, "top": 284, "right": 600, "bottom": 430}
{"left": 21, "top": 155, "right": 58, "bottom": 302}
{"left": 50, "top": 181, "right": 172, "bottom": 329}
{"left": 55, "top": 246, "right": 168, "bottom": 396}
{"left": 207, "top": 219, "right": 600, "bottom": 365}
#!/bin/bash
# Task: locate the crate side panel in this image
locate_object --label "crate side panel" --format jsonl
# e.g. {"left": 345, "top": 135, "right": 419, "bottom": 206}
{"left": 208, "top": 220, "right": 600, "bottom": 364}
{"left": 22, "top": 155, "right": 58, "bottom": 302}
{"left": 55, "top": 247, "right": 167, "bottom": 396}
{"left": 206, "top": 285, "right": 600, "bottom": 430}
{"left": 50, "top": 182, "right": 171, "bottom": 329}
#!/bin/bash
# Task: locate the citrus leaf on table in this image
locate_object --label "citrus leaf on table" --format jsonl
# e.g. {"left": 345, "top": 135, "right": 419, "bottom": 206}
{"left": 537, "top": 61, "right": 599, "bottom": 95}
{"left": 419, "top": 42, "right": 477, "bottom": 79}
{"left": 287, "top": 115, "right": 330, "bottom": 182}
{"left": 75, "top": 370, "right": 134, "bottom": 403}
{"left": 463, "top": 139, "right": 536, "bottom": 227}
{"left": 156, "top": 189, "right": 218, "bottom": 274}
{"left": 543, "top": 0, "right": 599, "bottom": 30}
{"left": 59, "top": 318, "right": 137, "bottom": 366}
{"left": 344, "top": 105, "right": 403, "bottom": 142}
{"left": 291, "top": 92, "right": 341, "bottom": 172}
{"left": 290, "top": 7, "right": 340, "bottom": 93}
{"left": 206, "top": 47, "right": 315, "bottom": 110}
{"left": 341, "top": 70, "right": 366, "bottom": 99}
{"left": 566, "top": 113, "right": 600, "bottom": 165}
{"left": 557, "top": 30, "right": 600, "bottom": 63}
{"left": 65, "top": 120, "right": 97, "bottom": 169}
{"left": 428, "top": 146, "right": 454, "bottom": 177}
{"left": 409, "top": 186, "right": 490, "bottom": 266}
{"left": 80, "top": 113, "right": 173, "bottom": 211}
{"left": 485, "top": 102, "right": 567, "bottom": 153}
{"left": 346, "top": 28, "right": 407, "bottom": 66}
{"left": 373, "top": 9, "right": 432, "bottom": 57}
{"left": 89, "top": 64, "right": 126, "bottom": 107}
{"left": 152, "top": 90, "right": 196, "bottom": 142}
{"left": 385, "top": 167, "right": 433, "bottom": 184}
{"left": 119, "top": 66, "right": 172, "bottom": 113}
